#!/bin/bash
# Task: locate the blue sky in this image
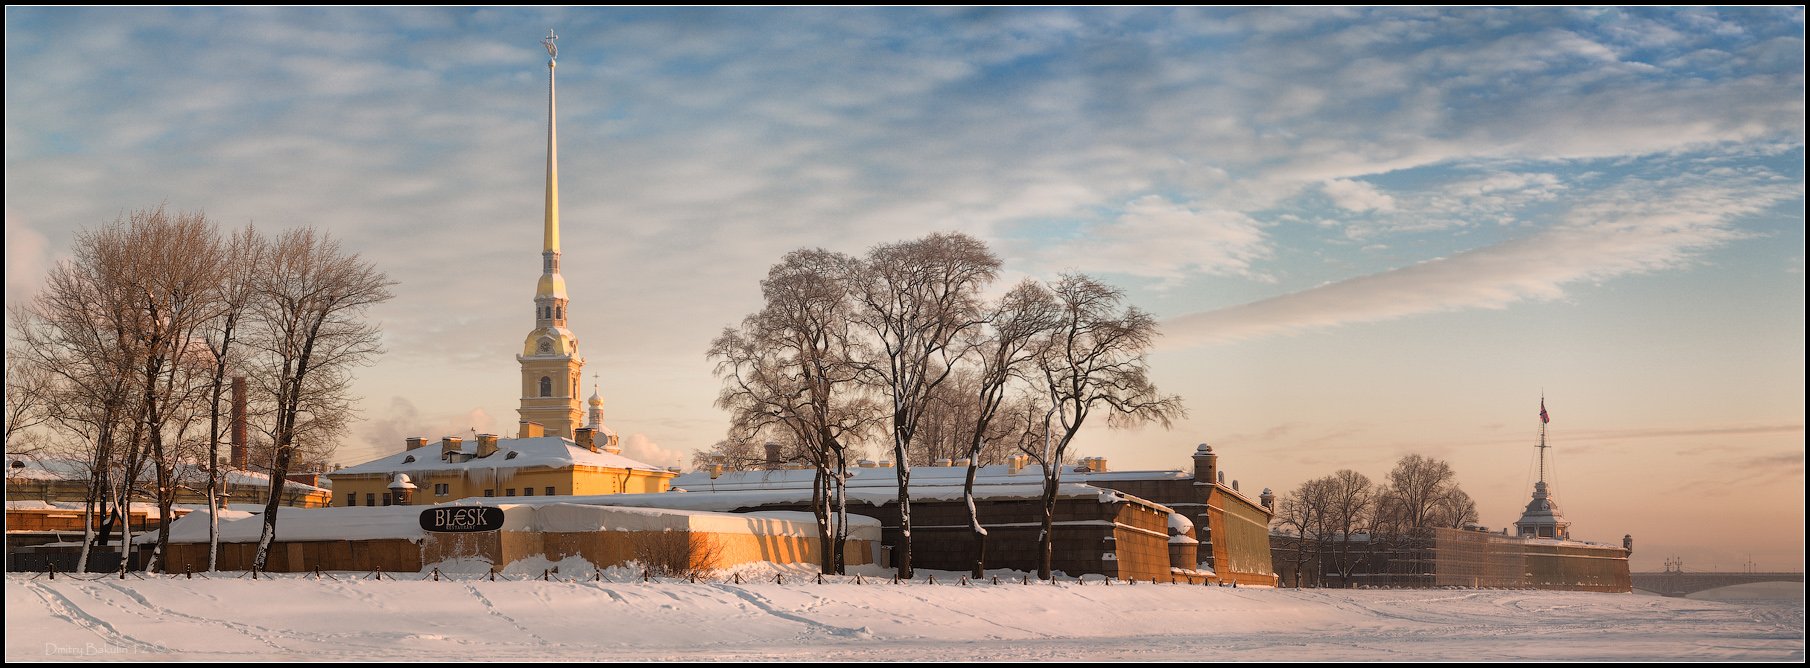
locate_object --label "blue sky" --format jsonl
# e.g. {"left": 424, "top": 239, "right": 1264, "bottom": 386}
{"left": 6, "top": 7, "right": 1803, "bottom": 570}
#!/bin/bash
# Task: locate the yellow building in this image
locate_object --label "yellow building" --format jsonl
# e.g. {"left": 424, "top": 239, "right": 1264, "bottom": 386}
{"left": 329, "top": 32, "right": 675, "bottom": 506}
{"left": 327, "top": 431, "right": 675, "bottom": 507}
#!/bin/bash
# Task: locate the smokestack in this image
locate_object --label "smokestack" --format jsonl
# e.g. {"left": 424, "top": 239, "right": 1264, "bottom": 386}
{"left": 764, "top": 442, "right": 782, "bottom": 469}
{"left": 231, "top": 376, "right": 248, "bottom": 469}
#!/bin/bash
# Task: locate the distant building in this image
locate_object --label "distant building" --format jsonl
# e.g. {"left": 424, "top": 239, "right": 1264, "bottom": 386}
{"left": 662, "top": 443, "right": 1278, "bottom": 584}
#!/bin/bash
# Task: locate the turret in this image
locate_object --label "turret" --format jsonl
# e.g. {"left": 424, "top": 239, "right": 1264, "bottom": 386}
{"left": 1192, "top": 443, "right": 1217, "bottom": 484}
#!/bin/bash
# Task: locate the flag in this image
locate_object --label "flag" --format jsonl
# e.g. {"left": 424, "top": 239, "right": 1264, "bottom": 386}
{"left": 1540, "top": 400, "right": 1550, "bottom": 424}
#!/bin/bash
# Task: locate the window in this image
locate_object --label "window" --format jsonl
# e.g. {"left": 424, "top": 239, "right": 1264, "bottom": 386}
{"left": 506, "top": 488, "right": 516, "bottom": 497}
{"left": 347, "top": 494, "right": 357, "bottom": 507}
{"left": 382, "top": 493, "right": 392, "bottom": 507}
{"left": 483, "top": 489, "right": 494, "bottom": 497}
{"left": 546, "top": 486, "right": 555, "bottom": 496}
{"left": 556, "top": 305, "right": 563, "bottom": 320}
{"left": 434, "top": 483, "right": 449, "bottom": 496}
{"left": 539, "top": 376, "right": 552, "bottom": 397}
{"left": 522, "top": 488, "right": 534, "bottom": 497}
{"left": 366, "top": 493, "right": 376, "bottom": 506}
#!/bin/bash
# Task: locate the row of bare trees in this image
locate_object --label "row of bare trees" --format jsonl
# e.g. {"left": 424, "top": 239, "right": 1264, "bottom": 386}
{"left": 6, "top": 206, "right": 393, "bottom": 573}
{"left": 702, "top": 232, "right": 1182, "bottom": 580}
{"left": 1270, "top": 453, "right": 1480, "bottom": 587}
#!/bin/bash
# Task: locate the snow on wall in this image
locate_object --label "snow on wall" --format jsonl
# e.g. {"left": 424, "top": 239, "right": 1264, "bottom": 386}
{"left": 158, "top": 499, "right": 882, "bottom": 545}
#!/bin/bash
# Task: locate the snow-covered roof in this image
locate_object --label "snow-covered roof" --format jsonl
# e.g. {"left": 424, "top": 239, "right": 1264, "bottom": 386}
{"left": 597, "top": 481, "right": 1161, "bottom": 514}
{"left": 6, "top": 455, "right": 329, "bottom": 493}
{"left": 670, "top": 463, "right": 1190, "bottom": 493}
{"left": 332, "top": 436, "right": 670, "bottom": 477}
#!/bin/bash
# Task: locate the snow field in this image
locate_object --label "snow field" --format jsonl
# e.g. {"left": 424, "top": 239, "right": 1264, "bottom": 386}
{"left": 6, "top": 571, "right": 1801, "bottom": 661}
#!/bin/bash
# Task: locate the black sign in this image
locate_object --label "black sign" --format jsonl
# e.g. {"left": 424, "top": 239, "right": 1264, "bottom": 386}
{"left": 420, "top": 506, "right": 505, "bottom": 533}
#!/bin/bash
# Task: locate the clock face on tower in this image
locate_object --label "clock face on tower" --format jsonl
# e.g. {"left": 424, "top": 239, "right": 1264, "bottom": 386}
{"left": 538, "top": 340, "right": 552, "bottom": 355}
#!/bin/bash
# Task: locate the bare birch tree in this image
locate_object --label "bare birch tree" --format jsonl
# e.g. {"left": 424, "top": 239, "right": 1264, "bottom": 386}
{"left": 249, "top": 228, "right": 392, "bottom": 571}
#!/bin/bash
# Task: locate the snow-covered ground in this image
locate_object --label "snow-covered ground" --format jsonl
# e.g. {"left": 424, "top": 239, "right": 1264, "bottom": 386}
{"left": 6, "top": 569, "right": 1801, "bottom": 661}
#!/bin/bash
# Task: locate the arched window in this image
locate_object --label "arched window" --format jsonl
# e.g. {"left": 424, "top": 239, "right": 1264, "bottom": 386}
{"left": 556, "top": 305, "right": 564, "bottom": 320}
{"left": 539, "top": 376, "right": 552, "bottom": 397}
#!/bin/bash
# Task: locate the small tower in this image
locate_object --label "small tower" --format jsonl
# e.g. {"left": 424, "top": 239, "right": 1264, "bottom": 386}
{"left": 1191, "top": 443, "right": 1218, "bottom": 484}
{"left": 583, "top": 382, "right": 621, "bottom": 455}
{"left": 1514, "top": 397, "right": 1571, "bottom": 540}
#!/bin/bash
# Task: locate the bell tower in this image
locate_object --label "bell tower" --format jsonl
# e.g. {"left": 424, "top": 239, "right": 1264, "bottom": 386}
{"left": 517, "top": 29, "right": 584, "bottom": 439}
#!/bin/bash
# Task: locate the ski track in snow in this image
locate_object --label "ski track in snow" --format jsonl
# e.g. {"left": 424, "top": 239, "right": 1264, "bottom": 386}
{"left": 5, "top": 575, "right": 1802, "bottom": 661}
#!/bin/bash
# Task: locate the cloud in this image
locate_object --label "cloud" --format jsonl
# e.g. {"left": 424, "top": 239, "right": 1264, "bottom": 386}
{"left": 1322, "top": 178, "right": 1396, "bottom": 212}
{"left": 4, "top": 211, "right": 52, "bottom": 309}
{"left": 1036, "top": 196, "right": 1272, "bottom": 283}
{"left": 350, "top": 396, "right": 501, "bottom": 466}
{"left": 1165, "top": 171, "right": 1800, "bottom": 346}
{"left": 620, "top": 433, "right": 686, "bottom": 470}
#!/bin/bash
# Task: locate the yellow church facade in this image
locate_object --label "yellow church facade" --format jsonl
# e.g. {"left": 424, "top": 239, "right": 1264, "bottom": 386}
{"left": 329, "top": 32, "right": 673, "bottom": 505}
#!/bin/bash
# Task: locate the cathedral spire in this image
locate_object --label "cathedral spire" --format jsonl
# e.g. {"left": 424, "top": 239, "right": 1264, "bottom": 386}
{"left": 519, "top": 29, "right": 584, "bottom": 441}
{"left": 542, "top": 29, "right": 560, "bottom": 259}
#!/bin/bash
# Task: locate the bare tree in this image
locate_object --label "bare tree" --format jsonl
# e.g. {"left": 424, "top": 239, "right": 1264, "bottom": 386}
{"left": 1272, "top": 477, "right": 1330, "bottom": 587}
{"left": 1382, "top": 454, "right": 1461, "bottom": 531}
{"left": 1318, "top": 469, "right": 1376, "bottom": 586}
{"left": 848, "top": 232, "right": 999, "bottom": 579}
{"left": 1028, "top": 274, "right": 1184, "bottom": 580}
{"left": 1429, "top": 486, "right": 1480, "bottom": 529}
{"left": 4, "top": 350, "right": 53, "bottom": 456}
{"left": 957, "top": 279, "right": 1060, "bottom": 577}
{"left": 710, "top": 249, "right": 875, "bottom": 573}
{"left": 248, "top": 228, "right": 393, "bottom": 571}
{"left": 200, "top": 225, "right": 263, "bottom": 570}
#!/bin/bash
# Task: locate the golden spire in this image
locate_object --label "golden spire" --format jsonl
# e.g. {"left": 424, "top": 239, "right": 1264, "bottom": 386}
{"left": 543, "top": 29, "right": 560, "bottom": 256}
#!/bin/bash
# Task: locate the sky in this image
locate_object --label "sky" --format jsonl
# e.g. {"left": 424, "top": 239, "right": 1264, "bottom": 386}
{"left": 5, "top": 7, "right": 1803, "bottom": 572}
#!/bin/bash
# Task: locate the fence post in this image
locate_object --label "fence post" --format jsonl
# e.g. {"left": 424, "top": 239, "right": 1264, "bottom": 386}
{"left": 48, "top": 564, "right": 55, "bottom": 580}
{"left": 185, "top": 566, "right": 192, "bottom": 580}
{"left": 992, "top": 575, "right": 1000, "bottom": 585}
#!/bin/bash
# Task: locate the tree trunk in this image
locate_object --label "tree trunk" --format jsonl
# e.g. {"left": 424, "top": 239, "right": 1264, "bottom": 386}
{"left": 962, "top": 458, "right": 987, "bottom": 578}
{"left": 1037, "top": 471, "right": 1058, "bottom": 581}
{"left": 891, "top": 437, "right": 913, "bottom": 580}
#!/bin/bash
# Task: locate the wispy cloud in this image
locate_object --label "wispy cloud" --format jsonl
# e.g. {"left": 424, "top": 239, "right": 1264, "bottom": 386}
{"left": 1165, "top": 171, "right": 1801, "bottom": 346}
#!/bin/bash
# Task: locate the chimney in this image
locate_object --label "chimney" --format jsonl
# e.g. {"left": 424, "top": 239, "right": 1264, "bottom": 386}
{"left": 440, "top": 436, "right": 464, "bottom": 458}
{"left": 476, "top": 433, "right": 499, "bottom": 457}
{"left": 231, "top": 376, "right": 248, "bottom": 469}
{"left": 709, "top": 464, "right": 723, "bottom": 480}
{"left": 574, "top": 427, "right": 597, "bottom": 453}
{"left": 764, "top": 442, "right": 782, "bottom": 469}
{"left": 1007, "top": 455, "right": 1024, "bottom": 475}
{"left": 405, "top": 437, "right": 428, "bottom": 451}
{"left": 1091, "top": 457, "right": 1108, "bottom": 472}
{"left": 1191, "top": 443, "right": 1216, "bottom": 485}
{"left": 518, "top": 420, "right": 544, "bottom": 438}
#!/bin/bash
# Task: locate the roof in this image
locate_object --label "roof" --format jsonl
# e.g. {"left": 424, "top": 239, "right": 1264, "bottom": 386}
{"left": 332, "top": 436, "right": 670, "bottom": 477}
{"left": 6, "top": 455, "right": 329, "bottom": 493}
{"left": 670, "top": 463, "right": 1190, "bottom": 492}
